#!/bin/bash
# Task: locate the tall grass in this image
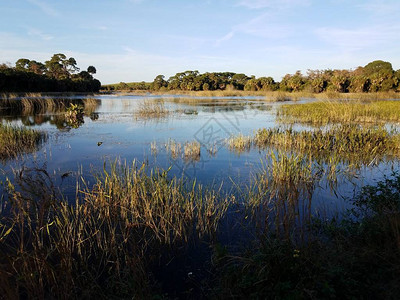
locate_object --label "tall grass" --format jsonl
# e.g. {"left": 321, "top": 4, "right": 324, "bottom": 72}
{"left": 0, "top": 124, "right": 44, "bottom": 160}
{"left": 135, "top": 99, "right": 170, "bottom": 119}
{"left": 254, "top": 125, "right": 400, "bottom": 166}
{"left": 0, "top": 162, "right": 230, "bottom": 298}
{"left": 227, "top": 134, "right": 252, "bottom": 153}
{"left": 0, "top": 97, "right": 100, "bottom": 116}
{"left": 183, "top": 141, "right": 201, "bottom": 161}
{"left": 278, "top": 100, "right": 400, "bottom": 125}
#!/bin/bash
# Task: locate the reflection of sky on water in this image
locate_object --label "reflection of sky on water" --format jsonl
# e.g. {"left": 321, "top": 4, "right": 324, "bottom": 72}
{"left": 0, "top": 95, "right": 399, "bottom": 216}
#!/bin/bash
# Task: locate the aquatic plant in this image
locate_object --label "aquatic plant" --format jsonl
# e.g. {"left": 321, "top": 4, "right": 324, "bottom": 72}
{"left": 65, "top": 103, "right": 84, "bottom": 128}
{"left": 254, "top": 125, "right": 400, "bottom": 166}
{"left": 278, "top": 100, "right": 400, "bottom": 125}
{"left": 184, "top": 141, "right": 201, "bottom": 161}
{"left": 0, "top": 124, "right": 44, "bottom": 160}
{"left": 135, "top": 99, "right": 170, "bottom": 119}
{"left": 226, "top": 133, "right": 252, "bottom": 153}
{"left": 0, "top": 163, "right": 230, "bottom": 298}
{"left": 165, "top": 139, "right": 182, "bottom": 159}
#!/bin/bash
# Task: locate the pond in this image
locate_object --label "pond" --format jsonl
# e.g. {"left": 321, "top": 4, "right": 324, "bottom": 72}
{"left": 1, "top": 94, "right": 397, "bottom": 218}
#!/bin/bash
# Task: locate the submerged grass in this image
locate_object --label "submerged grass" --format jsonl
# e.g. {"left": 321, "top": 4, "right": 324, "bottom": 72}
{"left": 0, "top": 124, "right": 44, "bottom": 160}
{"left": 278, "top": 100, "right": 400, "bottom": 125}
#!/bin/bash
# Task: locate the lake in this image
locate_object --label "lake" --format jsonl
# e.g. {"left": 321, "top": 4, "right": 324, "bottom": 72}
{"left": 1, "top": 94, "right": 397, "bottom": 219}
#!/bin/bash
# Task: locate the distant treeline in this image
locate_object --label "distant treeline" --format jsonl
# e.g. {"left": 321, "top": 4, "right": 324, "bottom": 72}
{"left": 103, "top": 60, "right": 400, "bottom": 93}
{"left": 0, "top": 54, "right": 101, "bottom": 93}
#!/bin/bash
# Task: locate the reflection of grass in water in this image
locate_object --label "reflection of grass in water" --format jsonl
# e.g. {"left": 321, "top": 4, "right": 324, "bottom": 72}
{"left": 135, "top": 99, "right": 170, "bottom": 119}
{"left": 278, "top": 100, "right": 400, "bottom": 125}
{"left": 0, "top": 162, "right": 229, "bottom": 298}
{"left": 0, "top": 124, "right": 44, "bottom": 160}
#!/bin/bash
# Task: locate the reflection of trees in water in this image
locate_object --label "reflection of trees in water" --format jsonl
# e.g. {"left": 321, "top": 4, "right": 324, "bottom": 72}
{"left": 0, "top": 98, "right": 100, "bottom": 130}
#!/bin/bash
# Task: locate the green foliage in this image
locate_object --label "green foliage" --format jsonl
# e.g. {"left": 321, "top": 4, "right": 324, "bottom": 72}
{"left": 0, "top": 54, "right": 101, "bottom": 92}
{"left": 103, "top": 59, "right": 400, "bottom": 94}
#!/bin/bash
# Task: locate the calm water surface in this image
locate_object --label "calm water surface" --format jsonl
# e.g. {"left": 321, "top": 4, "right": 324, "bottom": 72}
{"left": 1, "top": 94, "right": 398, "bottom": 216}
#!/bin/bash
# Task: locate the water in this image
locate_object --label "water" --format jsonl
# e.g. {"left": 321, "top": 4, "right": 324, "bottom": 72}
{"left": 0, "top": 94, "right": 398, "bottom": 216}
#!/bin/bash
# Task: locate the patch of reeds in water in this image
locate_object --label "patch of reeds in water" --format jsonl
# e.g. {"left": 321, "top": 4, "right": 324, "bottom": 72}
{"left": 254, "top": 125, "right": 400, "bottom": 166}
{"left": 184, "top": 141, "right": 201, "bottom": 161}
{"left": 135, "top": 99, "right": 170, "bottom": 119}
{"left": 0, "top": 97, "right": 100, "bottom": 116}
{"left": 226, "top": 134, "right": 252, "bottom": 153}
{"left": 278, "top": 100, "right": 400, "bottom": 125}
{"left": 0, "top": 124, "right": 45, "bottom": 160}
{"left": 0, "top": 162, "right": 230, "bottom": 298}
{"left": 165, "top": 139, "right": 182, "bottom": 159}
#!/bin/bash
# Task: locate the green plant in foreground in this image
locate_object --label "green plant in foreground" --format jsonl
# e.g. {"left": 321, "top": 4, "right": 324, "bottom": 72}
{"left": 0, "top": 162, "right": 230, "bottom": 298}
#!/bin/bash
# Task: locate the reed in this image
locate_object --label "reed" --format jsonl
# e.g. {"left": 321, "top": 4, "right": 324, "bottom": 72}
{"left": 0, "top": 162, "right": 230, "bottom": 298}
{"left": 183, "top": 141, "right": 201, "bottom": 160}
{"left": 278, "top": 100, "right": 400, "bottom": 125}
{"left": 135, "top": 99, "right": 170, "bottom": 119}
{"left": 0, "top": 124, "right": 44, "bottom": 160}
{"left": 254, "top": 125, "right": 400, "bottom": 166}
{"left": 165, "top": 139, "right": 182, "bottom": 159}
{"left": 226, "top": 134, "right": 252, "bottom": 153}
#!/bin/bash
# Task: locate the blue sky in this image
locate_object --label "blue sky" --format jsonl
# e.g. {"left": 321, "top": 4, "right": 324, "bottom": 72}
{"left": 1, "top": 0, "right": 399, "bottom": 84}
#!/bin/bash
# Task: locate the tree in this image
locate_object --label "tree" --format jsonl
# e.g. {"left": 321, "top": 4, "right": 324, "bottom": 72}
{"left": 87, "top": 66, "right": 96, "bottom": 74}
{"left": 151, "top": 75, "right": 168, "bottom": 90}
{"left": 15, "top": 58, "right": 31, "bottom": 71}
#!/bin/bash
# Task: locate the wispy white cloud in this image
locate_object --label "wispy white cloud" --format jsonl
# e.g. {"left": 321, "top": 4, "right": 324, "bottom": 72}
{"left": 27, "top": 0, "right": 59, "bottom": 17}
{"left": 27, "top": 28, "right": 53, "bottom": 40}
{"left": 315, "top": 25, "right": 400, "bottom": 51}
{"left": 216, "top": 12, "right": 293, "bottom": 46}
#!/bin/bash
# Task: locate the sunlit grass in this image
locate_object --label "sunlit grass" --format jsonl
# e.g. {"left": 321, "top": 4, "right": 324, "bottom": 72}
{"left": 0, "top": 124, "right": 44, "bottom": 160}
{"left": 135, "top": 99, "right": 170, "bottom": 119}
{"left": 278, "top": 100, "right": 400, "bottom": 125}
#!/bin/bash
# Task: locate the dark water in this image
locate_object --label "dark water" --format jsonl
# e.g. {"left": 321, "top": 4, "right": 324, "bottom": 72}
{"left": 0, "top": 95, "right": 398, "bottom": 216}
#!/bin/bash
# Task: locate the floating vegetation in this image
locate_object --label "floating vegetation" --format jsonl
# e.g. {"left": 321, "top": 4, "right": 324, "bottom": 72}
{"left": 135, "top": 99, "right": 170, "bottom": 119}
{"left": 278, "top": 100, "right": 400, "bottom": 125}
{"left": 0, "top": 124, "right": 45, "bottom": 160}
{"left": 184, "top": 141, "right": 201, "bottom": 161}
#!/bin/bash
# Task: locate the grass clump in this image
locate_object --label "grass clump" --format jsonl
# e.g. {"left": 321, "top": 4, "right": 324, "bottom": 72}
{"left": 0, "top": 162, "right": 230, "bottom": 298}
{"left": 0, "top": 124, "right": 44, "bottom": 160}
{"left": 278, "top": 100, "right": 400, "bottom": 125}
{"left": 227, "top": 133, "right": 252, "bottom": 153}
{"left": 184, "top": 141, "right": 201, "bottom": 161}
{"left": 135, "top": 99, "right": 170, "bottom": 119}
{"left": 254, "top": 125, "right": 400, "bottom": 166}
{"left": 165, "top": 139, "right": 182, "bottom": 159}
